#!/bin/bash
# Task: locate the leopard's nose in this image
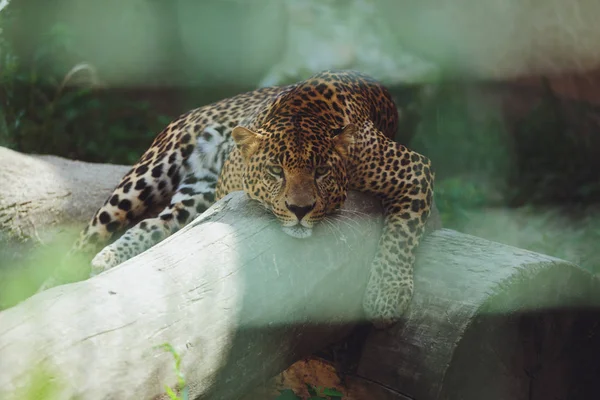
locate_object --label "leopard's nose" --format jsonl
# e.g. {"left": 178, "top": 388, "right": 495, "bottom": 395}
{"left": 285, "top": 202, "right": 315, "bottom": 221}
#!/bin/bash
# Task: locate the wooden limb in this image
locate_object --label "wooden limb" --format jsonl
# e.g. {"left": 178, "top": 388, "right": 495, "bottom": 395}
{"left": 0, "top": 147, "right": 129, "bottom": 242}
{"left": 1, "top": 147, "right": 598, "bottom": 399}
{"left": 0, "top": 147, "right": 132, "bottom": 304}
{"left": 0, "top": 189, "right": 389, "bottom": 400}
{"left": 258, "top": 231, "right": 600, "bottom": 400}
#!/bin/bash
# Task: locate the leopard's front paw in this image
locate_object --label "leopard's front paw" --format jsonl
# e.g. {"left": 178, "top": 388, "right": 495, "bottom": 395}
{"left": 91, "top": 246, "right": 123, "bottom": 276}
{"left": 362, "top": 280, "right": 413, "bottom": 330}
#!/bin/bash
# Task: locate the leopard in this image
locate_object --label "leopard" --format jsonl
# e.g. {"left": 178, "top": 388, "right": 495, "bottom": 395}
{"left": 43, "top": 70, "right": 434, "bottom": 328}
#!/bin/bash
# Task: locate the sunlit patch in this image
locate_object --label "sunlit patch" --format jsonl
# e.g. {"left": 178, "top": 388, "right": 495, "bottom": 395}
{"left": 282, "top": 225, "right": 313, "bottom": 239}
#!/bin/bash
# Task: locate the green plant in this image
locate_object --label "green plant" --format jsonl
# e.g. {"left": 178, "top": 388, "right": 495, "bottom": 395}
{"left": 509, "top": 83, "right": 600, "bottom": 205}
{"left": 7, "top": 363, "right": 64, "bottom": 400}
{"left": 155, "top": 343, "right": 189, "bottom": 400}
{"left": 275, "top": 384, "right": 343, "bottom": 400}
{"left": 0, "top": 3, "right": 172, "bottom": 164}
{"left": 409, "top": 83, "right": 511, "bottom": 183}
{"left": 433, "top": 177, "right": 491, "bottom": 228}
{"left": 0, "top": 229, "right": 81, "bottom": 310}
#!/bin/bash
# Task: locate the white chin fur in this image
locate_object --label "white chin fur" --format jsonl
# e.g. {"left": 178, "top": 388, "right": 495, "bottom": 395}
{"left": 282, "top": 225, "right": 313, "bottom": 239}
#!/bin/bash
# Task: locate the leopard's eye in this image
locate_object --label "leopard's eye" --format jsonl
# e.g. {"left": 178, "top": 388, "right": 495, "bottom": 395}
{"left": 266, "top": 165, "right": 284, "bottom": 178}
{"left": 315, "top": 165, "right": 330, "bottom": 178}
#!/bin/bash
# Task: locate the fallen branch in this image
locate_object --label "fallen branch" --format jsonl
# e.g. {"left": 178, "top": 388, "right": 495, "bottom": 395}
{"left": 1, "top": 148, "right": 598, "bottom": 400}
{"left": 0, "top": 190, "right": 388, "bottom": 399}
{"left": 0, "top": 147, "right": 129, "bottom": 241}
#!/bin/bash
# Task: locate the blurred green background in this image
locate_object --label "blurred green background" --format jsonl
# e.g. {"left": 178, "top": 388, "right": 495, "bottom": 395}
{"left": 1, "top": 0, "right": 600, "bottom": 297}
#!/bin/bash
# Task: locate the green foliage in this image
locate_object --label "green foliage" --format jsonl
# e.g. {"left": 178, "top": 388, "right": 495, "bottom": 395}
{"left": 0, "top": 229, "right": 80, "bottom": 310}
{"left": 434, "top": 177, "right": 489, "bottom": 228}
{"left": 0, "top": 4, "right": 172, "bottom": 164}
{"left": 276, "top": 389, "right": 302, "bottom": 400}
{"left": 7, "top": 363, "right": 64, "bottom": 400}
{"left": 275, "top": 385, "right": 343, "bottom": 400}
{"left": 155, "top": 343, "right": 189, "bottom": 400}
{"left": 310, "top": 385, "right": 344, "bottom": 399}
{"left": 410, "top": 80, "right": 600, "bottom": 207}
{"left": 410, "top": 83, "right": 511, "bottom": 183}
{"left": 509, "top": 84, "right": 600, "bottom": 205}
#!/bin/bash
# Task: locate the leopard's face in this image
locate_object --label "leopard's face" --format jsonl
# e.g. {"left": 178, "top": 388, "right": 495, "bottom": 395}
{"left": 232, "top": 123, "right": 356, "bottom": 238}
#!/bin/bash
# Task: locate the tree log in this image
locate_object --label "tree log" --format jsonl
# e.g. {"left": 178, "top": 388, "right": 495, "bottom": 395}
{"left": 259, "top": 231, "right": 600, "bottom": 400}
{"left": 0, "top": 147, "right": 129, "bottom": 242}
{"left": 0, "top": 189, "right": 387, "bottom": 399}
{"left": 1, "top": 148, "right": 599, "bottom": 399}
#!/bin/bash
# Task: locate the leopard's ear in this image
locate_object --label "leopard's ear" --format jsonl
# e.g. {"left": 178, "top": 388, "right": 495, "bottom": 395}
{"left": 332, "top": 124, "right": 357, "bottom": 158}
{"left": 232, "top": 126, "right": 263, "bottom": 161}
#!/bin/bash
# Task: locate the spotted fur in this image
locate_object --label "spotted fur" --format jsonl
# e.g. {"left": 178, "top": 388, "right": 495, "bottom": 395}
{"left": 49, "top": 71, "right": 434, "bottom": 328}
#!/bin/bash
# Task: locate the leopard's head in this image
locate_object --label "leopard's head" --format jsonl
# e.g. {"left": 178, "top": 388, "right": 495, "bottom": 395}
{"left": 232, "top": 120, "right": 356, "bottom": 238}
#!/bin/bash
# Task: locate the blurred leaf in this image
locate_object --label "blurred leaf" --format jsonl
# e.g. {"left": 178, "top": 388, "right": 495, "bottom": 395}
{"left": 306, "top": 383, "right": 318, "bottom": 396}
{"left": 276, "top": 389, "right": 302, "bottom": 400}
{"left": 322, "top": 387, "right": 343, "bottom": 397}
